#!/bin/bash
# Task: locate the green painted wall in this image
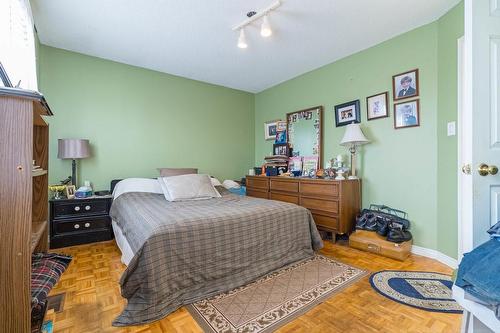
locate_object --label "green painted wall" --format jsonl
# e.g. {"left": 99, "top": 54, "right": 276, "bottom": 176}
{"left": 37, "top": 3, "right": 463, "bottom": 257}
{"left": 437, "top": 2, "right": 464, "bottom": 258}
{"left": 255, "top": 4, "right": 463, "bottom": 256}
{"left": 38, "top": 46, "right": 255, "bottom": 190}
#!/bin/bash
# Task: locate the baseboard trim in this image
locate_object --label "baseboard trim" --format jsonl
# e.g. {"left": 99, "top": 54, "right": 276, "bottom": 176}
{"left": 411, "top": 245, "right": 458, "bottom": 269}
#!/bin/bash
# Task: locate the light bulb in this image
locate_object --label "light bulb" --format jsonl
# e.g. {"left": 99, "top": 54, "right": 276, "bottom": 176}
{"left": 238, "top": 29, "right": 248, "bottom": 48}
{"left": 261, "top": 15, "right": 272, "bottom": 37}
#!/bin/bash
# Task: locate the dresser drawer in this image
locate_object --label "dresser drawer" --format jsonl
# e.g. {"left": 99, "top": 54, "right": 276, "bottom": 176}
{"left": 53, "top": 200, "right": 108, "bottom": 219}
{"left": 54, "top": 216, "right": 110, "bottom": 235}
{"left": 246, "top": 177, "right": 269, "bottom": 190}
{"left": 270, "top": 179, "right": 299, "bottom": 193}
{"left": 300, "top": 197, "right": 339, "bottom": 214}
{"left": 270, "top": 192, "right": 299, "bottom": 204}
{"left": 247, "top": 188, "right": 269, "bottom": 199}
{"left": 300, "top": 182, "right": 339, "bottom": 198}
{"left": 312, "top": 214, "right": 339, "bottom": 231}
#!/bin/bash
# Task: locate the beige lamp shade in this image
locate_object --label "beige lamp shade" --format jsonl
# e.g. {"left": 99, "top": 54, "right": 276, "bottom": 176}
{"left": 57, "top": 139, "right": 90, "bottom": 159}
{"left": 340, "top": 123, "right": 370, "bottom": 146}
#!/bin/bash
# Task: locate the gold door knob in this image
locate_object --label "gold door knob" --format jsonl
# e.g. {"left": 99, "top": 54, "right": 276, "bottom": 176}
{"left": 462, "top": 164, "right": 471, "bottom": 175}
{"left": 478, "top": 164, "right": 499, "bottom": 176}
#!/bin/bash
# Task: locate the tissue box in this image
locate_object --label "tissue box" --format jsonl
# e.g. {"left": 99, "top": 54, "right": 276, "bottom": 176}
{"left": 75, "top": 190, "right": 92, "bottom": 198}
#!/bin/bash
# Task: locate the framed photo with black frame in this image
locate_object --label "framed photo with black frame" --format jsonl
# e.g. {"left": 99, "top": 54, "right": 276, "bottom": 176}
{"left": 334, "top": 100, "right": 361, "bottom": 127}
{"left": 273, "top": 143, "right": 291, "bottom": 156}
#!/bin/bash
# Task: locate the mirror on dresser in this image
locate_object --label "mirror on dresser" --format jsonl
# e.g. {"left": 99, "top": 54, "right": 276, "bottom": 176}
{"left": 286, "top": 106, "right": 323, "bottom": 175}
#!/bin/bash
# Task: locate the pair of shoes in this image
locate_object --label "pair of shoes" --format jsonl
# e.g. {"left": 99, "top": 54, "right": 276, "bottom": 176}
{"left": 386, "top": 222, "right": 412, "bottom": 243}
{"left": 365, "top": 215, "right": 378, "bottom": 231}
{"left": 356, "top": 211, "right": 378, "bottom": 231}
{"left": 376, "top": 217, "right": 391, "bottom": 236}
{"left": 355, "top": 210, "right": 371, "bottom": 230}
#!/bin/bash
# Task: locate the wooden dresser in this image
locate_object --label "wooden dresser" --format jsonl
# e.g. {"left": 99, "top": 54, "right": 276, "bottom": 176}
{"left": 246, "top": 176, "right": 361, "bottom": 238}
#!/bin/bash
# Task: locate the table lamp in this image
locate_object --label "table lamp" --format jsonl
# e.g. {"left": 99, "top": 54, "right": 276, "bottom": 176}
{"left": 57, "top": 139, "right": 90, "bottom": 186}
{"left": 340, "top": 123, "right": 370, "bottom": 179}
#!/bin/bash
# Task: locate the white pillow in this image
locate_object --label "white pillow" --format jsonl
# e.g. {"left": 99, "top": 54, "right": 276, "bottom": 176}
{"left": 210, "top": 177, "right": 222, "bottom": 187}
{"left": 158, "top": 177, "right": 173, "bottom": 201}
{"left": 113, "top": 178, "right": 163, "bottom": 200}
{"left": 222, "top": 179, "right": 241, "bottom": 189}
{"left": 159, "top": 174, "right": 221, "bottom": 202}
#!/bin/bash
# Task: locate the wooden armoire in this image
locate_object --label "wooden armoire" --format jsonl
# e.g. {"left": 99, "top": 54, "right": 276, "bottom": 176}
{"left": 0, "top": 88, "right": 52, "bottom": 332}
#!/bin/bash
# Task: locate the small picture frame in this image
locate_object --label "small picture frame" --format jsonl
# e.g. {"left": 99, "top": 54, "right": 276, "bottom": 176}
{"left": 334, "top": 100, "right": 361, "bottom": 127}
{"left": 302, "top": 156, "right": 319, "bottom": 177}
{"left": 394, "top": 100, "right": 420, "bottom": 129}
{"left": 366, "top": 92, "right": 389, "bottom": 120}
{"left": 273, "top": 143, "right": 290, "bottom": 156}
{"left": 65, "top": 185, "right": 76, "bottom": 199}
{"left": 276, "top": 120, "right": 287, "bottom": 132}
{"left": 393, "top": 69, "right": 419, "bottom": 100}
{"left": 288, "top": 156, "right": 303, "bottom": 175}
{"left": 264, "top": 119, "right": 280, "bottom": 140}
{"left": 275, "top": 131, "right": 287, "bottom": 144}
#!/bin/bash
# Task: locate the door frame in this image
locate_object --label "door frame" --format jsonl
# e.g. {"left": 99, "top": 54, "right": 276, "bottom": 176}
{"left": 457, "top": 34, "right": 473, "bottom": 260}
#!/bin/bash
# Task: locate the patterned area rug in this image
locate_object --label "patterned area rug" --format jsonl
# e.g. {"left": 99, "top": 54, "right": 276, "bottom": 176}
{"left": 186, "top": 255, "right": 366, "bottom": 333}
{"left": 370, "top": 270, "right": 462, "bottom": 313}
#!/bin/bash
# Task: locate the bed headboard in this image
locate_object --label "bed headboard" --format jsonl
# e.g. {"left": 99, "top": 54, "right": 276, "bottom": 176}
{"left": 110, "top": 179, "right": 123, "bottom": 193}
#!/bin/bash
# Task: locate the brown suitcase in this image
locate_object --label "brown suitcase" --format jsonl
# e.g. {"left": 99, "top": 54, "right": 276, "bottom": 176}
{"left": 349, "top": 230, "right": 412, "bottom": 261}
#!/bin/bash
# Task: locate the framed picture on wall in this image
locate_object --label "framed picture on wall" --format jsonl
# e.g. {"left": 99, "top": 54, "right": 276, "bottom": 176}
{"left": 264, "top": 119, "right": 280, "bottom": 140}
{"left": 367, "top": 92, "right": 389, "bottom": 120}
{"left": 276, "top": 120, "right": 287, "bottom": 132}
{"left": 394, "top": 99, "right": 420, "bottom": 129}
{"left": 393, "top": 69, "right": 419, "bottom": 100}
{"left": 334, "top": 100, "right": 361, "bottom": 127}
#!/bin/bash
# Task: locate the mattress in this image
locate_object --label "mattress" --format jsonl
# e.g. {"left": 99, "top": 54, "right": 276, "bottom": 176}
{"left": 111, "top": 220, "right": 134, "bottom": 266}
{"left": 110, "top": 190, "right": 323, "bottom": 326}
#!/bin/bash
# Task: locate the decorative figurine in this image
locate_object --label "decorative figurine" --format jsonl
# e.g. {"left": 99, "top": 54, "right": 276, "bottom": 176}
{"left": 316, "top": 169, "right": 325, "bottom": 178}
{"left": 335, "top": 170, "right": 346, "bottom": 180}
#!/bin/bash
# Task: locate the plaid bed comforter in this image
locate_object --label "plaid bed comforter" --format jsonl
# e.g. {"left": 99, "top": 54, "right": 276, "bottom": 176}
{"left": 110, "top": 191, "right": 323, "bottom": 326}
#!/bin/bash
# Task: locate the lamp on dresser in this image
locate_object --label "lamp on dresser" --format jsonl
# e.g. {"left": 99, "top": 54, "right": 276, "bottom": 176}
{"left": 58, "top": 138, "right": 90, "bottom": 186}
{"left": 340, "top": 123, "right": 370, "bottom": 179}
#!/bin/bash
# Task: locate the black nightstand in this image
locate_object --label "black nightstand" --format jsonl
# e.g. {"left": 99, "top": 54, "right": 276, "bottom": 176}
{"left": 49, "top": 196, "right": 114, "bottom": 249}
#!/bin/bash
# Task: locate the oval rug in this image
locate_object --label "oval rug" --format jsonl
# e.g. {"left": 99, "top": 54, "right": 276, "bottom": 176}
{"left": 370, "top": 270, "right": 462, "bottom": 313}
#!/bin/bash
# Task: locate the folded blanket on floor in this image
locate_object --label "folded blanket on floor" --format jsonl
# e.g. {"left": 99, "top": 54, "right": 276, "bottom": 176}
{"left": 31, "top": 253, "right": 72, "bottom": 311}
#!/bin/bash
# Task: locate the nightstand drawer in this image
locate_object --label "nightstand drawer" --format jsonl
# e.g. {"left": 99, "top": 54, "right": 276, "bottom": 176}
{"left": 54, "top": 216, "right": 110, "bottom": 235}
{"left": 53, "top": 200, "right": 108, "bottom": 218}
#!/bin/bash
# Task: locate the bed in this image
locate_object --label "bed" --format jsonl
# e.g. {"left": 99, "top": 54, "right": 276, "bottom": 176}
{"left": 110, "top": 178, "right": 323, "bottom": 326}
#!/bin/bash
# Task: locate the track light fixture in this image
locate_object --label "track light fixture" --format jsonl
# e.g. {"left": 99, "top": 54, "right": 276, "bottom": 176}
{"left": 237, "top": 29, "right": 248, "bottom": 49}
{"left": 261, "top": 15, "right": 272, "bottom": 37}
{"left": 233, "top": 0, "right": 281, "bottom": 48}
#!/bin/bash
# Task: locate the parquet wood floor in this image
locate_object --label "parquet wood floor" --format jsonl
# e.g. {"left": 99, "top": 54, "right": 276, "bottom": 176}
{"left": 48, "top": 240, "right": 461, "bottom": 333}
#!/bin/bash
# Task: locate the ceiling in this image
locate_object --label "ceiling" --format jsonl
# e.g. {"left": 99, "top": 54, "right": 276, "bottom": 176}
{"left": 31, "top": 0, "right": 460, "bottom": 93}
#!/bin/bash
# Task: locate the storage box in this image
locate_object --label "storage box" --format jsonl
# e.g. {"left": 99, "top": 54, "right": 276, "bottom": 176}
{"left": 349, "top": 230, "right": 412, "bottom": 261}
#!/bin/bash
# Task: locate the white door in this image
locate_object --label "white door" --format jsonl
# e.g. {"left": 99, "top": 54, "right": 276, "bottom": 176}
{"left": 463, "top": 0, "right": 500, "bottom": 252}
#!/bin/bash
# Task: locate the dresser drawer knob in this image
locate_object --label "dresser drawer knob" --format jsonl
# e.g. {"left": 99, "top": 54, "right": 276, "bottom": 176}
{"left": 84, "top": 223, "right": 90, "bottom": 228}
{"left": 85, "top": 205, "right": 91, "bottom": 211}
{"left": 74, "top": 206, "right": 80, "bottom": 212}
{"left": 74, "top": 224, "right": 80, "bottom": 229}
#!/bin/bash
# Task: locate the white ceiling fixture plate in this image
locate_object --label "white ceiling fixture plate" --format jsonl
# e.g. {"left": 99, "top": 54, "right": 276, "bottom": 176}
{"left": 31, "top": 0, "right": 461, "bottom": 93}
